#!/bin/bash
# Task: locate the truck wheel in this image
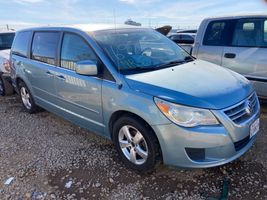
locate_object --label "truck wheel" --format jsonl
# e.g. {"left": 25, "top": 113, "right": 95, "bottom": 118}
{"left": 0, "top": 75, "right": 13, "bottom": 96}
{"left": 113, "top": 115, "right": 161, "bottom": 172}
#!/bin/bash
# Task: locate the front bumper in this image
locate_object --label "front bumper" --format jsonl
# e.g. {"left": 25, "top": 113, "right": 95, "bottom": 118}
{"left": 152, "top": 96, "right": 260, "bottom": 168}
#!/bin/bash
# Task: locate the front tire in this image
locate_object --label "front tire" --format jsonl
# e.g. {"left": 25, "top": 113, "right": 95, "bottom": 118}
{"left": 113, "top": 115, "right": 161, "bottom": 172}
{"left": 18, "top": 82, "right": 39, "bottom": 113}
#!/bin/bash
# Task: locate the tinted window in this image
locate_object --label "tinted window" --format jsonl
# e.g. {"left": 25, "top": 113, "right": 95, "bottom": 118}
{"left": 232, "top": 18, "right": 267, "bottom": 47}
{"left": 203, "top": 21, "right": 228, "bottom": 46}
{"left": 0, "top": 33, "right": 15, "bottom": 50}
{"left": 12, "top": 31, "right": 31, "bottom": 57}
{"left": 32, "top": 32, "right": 60, "bottom": 65}
{"left": 170, "top": 35, "right": 180, "bottom": 40}
{"left": 60, "top": 33, "right": 97, "bottom": 71}
{"left": 181, "top": 35, "right": 193, "bottom": 40}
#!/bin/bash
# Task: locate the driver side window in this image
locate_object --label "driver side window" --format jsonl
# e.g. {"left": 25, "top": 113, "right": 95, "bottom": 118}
{"left": 61, "top": 33, "right": 97, "bottom": 71}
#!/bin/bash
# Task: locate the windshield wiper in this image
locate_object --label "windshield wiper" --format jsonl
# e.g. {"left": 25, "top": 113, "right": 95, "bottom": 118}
{"left": 119, "top": 66, "right": 157, "bottom": 73}
{"left": 156, "top": 56, "right": 195, "bottom": 69}
{"left": 156, "top": 60, "right": 187, "bottom": 69}
{"left": 184, "top": 56, "right": 195, "bottom": 62}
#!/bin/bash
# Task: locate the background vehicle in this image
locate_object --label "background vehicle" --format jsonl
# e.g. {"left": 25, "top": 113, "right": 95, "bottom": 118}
{"left": 168, "top": 33, "right": 196, "bottom": 53}
{"left": 0, "top": 31, "right": 15, "bottom": 96}
{"left": 176, "top": 29, "right": 197, "bottom": 34}
{"left": 168, "top": 33, "right": 196, "bottom": 44}
{"left": 11, "top": 25, "right": 259, "bottom": 172}
{"left": 192, "top": 15, "right": 267, "bottom": 99}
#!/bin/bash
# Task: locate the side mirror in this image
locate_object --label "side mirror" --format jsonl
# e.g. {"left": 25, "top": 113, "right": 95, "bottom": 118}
{"left": 75, "top": 60, "right": 98, "bottom": 76}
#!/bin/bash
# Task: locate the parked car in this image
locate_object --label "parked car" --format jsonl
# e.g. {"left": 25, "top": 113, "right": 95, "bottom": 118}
{"left": 176, "top": 29, "right": 197, "bottom": 34}
{"left": 167, "top": 28, "right": 178, "bottom": 36}
{"left": 168, "top": 33, "right": 196, "bottom": 53}
{"left": 0, "top": 31, "right": 15, "bottom": 96}
{"left": 11, "top": 25, "right": 260, "bottom": 172}
{"left": 192, "top": 14, "right": 267, "bottom": 99}
{"left": 168, "top": 33, "right": 196, "bottom": 45}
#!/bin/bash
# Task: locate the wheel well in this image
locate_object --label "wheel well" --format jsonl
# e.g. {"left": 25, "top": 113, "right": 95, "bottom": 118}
{"left": 16, "top": 77, "right": 24, "bottom": 88}
{"left": 109, "top": 110, "right": 163, "bottom": 161}
{"left": 110, "top": 111, "right": 160, "bottom": 141}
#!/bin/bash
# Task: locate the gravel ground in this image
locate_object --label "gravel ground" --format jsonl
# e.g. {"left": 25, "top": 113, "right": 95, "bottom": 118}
{"left": 0, "top": 95, "right": 267, "bottom": 200}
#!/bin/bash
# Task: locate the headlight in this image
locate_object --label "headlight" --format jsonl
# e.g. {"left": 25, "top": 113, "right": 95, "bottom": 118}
{"left": 154, "top": 97, "right": 219, "bottom": 127}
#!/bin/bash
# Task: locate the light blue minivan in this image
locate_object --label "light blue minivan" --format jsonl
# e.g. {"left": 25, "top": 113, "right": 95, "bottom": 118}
{"left": 10, "top": 24, "right": 260, "bottom": 172}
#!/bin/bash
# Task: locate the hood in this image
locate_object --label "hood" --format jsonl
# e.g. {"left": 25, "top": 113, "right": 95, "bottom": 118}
{"left": 125, "top": 60, "right": 253, "bottom": 110}
{"left": 0, "top": 49, "right": 11, "bottom": 60}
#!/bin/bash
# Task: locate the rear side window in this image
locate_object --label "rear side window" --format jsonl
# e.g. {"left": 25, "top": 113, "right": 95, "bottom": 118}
{"left": 232, "top": 18, "right": 267, "bottom": 47}
{"left": 12, "top": 31, "right": 31, "bottom": 57}
{"left": 60, "top": 33, "right": 97, "bottom": 71}
{"left": 31, "top": 32, "right": 60, "bottom": 65}
{"left": 203, "top": 21, "right": 229, "bottom": 46}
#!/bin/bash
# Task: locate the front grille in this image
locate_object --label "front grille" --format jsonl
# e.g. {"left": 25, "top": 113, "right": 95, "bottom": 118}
{"left": 234, "top": 135, "right": 250, "bottom": 151}
{"left": 224, "top": 93, "right": 258, "bottom": 124}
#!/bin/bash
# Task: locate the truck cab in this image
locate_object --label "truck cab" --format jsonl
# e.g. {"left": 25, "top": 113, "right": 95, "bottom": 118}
{"left": 192, "top": 15, "right": 267, "bottom": 99}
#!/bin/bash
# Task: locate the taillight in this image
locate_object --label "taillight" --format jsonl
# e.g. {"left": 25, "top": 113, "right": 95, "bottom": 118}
{"left": 3, "top": 59, "right": 11, "bottom": 73}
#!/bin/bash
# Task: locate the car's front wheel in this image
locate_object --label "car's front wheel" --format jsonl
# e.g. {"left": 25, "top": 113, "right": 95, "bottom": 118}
{"left": 18, "top": 82, "right": 39, "bottom": 113}
{"left": 113, "top": 115, "right": 161, "bottom": 172}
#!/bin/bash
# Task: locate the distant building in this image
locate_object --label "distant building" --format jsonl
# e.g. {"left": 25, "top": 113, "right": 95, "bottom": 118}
{"left": 124, "top": 19, "right": 141, "bottom": 26}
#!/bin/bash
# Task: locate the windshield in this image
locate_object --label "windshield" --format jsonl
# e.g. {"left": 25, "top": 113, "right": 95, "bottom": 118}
{"left": 0, "top": 33, "right": 15, "bottom": 50}
{"left": 92, "top": 29, "right": 193, "bottom": 74}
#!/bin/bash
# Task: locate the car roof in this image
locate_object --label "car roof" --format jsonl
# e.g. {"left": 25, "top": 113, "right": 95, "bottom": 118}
{"left": 17, "top": 23, "right": 145, "bottom": 33}
{"left": 204, "top": 13, "right": 267, "bottom": 21}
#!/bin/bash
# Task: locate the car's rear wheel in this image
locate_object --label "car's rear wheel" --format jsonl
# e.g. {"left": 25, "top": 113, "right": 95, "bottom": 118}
{"left": 113, "top": 115, "right": 161, "bottom": 172}
{"left": 0, "top": 75, "right": 13, "bottom": 96}
{"left": 18, "top": 82, "right": 39, "bottom": 113}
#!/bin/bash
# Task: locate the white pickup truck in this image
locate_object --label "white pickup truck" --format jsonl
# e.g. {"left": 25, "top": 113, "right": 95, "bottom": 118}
{"left": 192, "top": 14, "right": 267, "bottom": 99}
{"left": 0, "top": 31, "right": 15, "bottom": 96}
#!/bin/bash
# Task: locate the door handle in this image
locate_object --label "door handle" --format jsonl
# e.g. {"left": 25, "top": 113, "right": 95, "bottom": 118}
{"left": 46, "top": 71, "right": 54, "bottom": 77}
{"left": 224, "top": 53, "right": 236, "bottom": 59}
{"left": 56, "top": 75, "right": 66, "bottom": 81}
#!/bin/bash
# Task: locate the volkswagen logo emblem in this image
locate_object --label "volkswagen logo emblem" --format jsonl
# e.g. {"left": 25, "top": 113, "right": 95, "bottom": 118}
{"left": 245, "top": 100, "right": 253, "bottom": 115}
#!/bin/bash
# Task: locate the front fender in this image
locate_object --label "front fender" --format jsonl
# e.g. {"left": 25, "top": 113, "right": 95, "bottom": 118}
{"left": 101, "top": 80, "right": 171, "bottom": 138}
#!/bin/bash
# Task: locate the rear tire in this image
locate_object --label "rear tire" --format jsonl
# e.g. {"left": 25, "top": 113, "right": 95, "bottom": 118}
{"left": 0, "top": 75, "right": 13, "bottom": 96}
{"left": 18, "top": 81, "right": 39, "bottom": 113}
{"left": 113, "top": 115, "right": 161, "bottom": 173}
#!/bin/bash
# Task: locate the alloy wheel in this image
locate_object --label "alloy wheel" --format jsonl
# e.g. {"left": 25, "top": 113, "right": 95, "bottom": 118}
{"left": 118, "top": 125, "right": 148, "bottom": 165}
{"left": 20, "top": 87, "right": 32, "bottom": 110}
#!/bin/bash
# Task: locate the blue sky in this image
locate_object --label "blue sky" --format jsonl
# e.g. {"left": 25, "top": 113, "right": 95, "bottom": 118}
{"left": 0, "top": 0, "right": 266, "bottom": 29}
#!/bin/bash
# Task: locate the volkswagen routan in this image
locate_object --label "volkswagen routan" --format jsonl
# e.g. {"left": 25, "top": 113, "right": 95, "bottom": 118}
{"left": 10, "top": 24, "right": 260, "bottom": 172}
